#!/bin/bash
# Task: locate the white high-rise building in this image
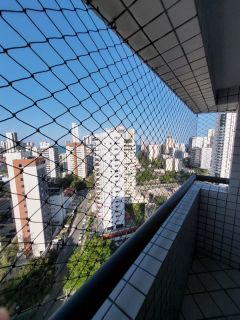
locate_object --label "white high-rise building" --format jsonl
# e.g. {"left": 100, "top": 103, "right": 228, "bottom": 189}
{"left": 211, "top": 113, "right": 236, "bottom": 178}
{"left": 5, "top": 132, "right": 18, "bottom": 153}
{"left": 123, "top": 128, "right": 137, "bottom": 197}
{"left": 148, "top": 144, "right": 161, "bottom": 161}
{"left": 40, "top": 145, "right": 60, "bottom": 179}
{"left": 189, "top": 136, "right": 204, "bottom": 149}
{"left": 207, "top": 129, "right": 215, "bottom": 147}
{"left": 39, "top": 141, "right": 50, "bottom": 150}
{"left": 200, "top": 147, "right": 212, "bottom": 170}
{"left": 71, "top": 123, "right": 80, "bottom": 143}
{"left": 25, "top": 141, "right": 34, "bottom": 152}
{"left": 163, "top": 136, "right": 175, "bottom": 154}
{"left": 66, "top": 123, "right": 86, "bottom": 178}
{"left": 66, "top": 142, "right": 86, "bottom": 178}
{"left": 31, "top": 146, "right": 39, "bottom": 157}
{"left": 190, "top": 148, "right": 202, "bottom": 167}
{"left": 5, "top": 152, "right": 51, "bottom": 257}
{"left": 163, "top": 156, "right": 182, "bottom": 172}
{"left": 94, "top": 128, "right": 125, "bottom": 231}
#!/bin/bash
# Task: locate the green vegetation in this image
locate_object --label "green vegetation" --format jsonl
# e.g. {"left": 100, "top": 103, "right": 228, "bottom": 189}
{"left": 0, "top": 250, "right": 57, "bottom": 311}
{"left": 160, "top": 171, "right": 177, "bottom": 183}
{"left": 70, "top": 178, "right": 86, "bottom": 191}
{"left": 137, "top": 154, "right": 151, "bottom": 168}
{"left": 151, "top": 158, "right": 161, "bottom": 168}
{"left": 55, "top": 174, "right": 75, "bottom": 188}
{"left": 85, "top": 174, "right": 94, "bottom": 188}
{"left": 0, "top": 181, "right": 9, "bottom": 197}
{"left": 0, "top": 239, "right": 18, "bottom": 281}
{"left": 136, "top": 169, "right": 156, "bottom": 185}
{"left": 55, "top": 174, "right": 94, "bottom": 190}
{"left": 154, "top": 195, "right": 167, "bottom": 206}
{"left": 63, "top": 236, "right": 115, "bottom": 294}
{"left": 136, "top": 154, "right": 162, "bottom": 185}
{"left": 137, "top": 154, "right": 161, "bottom": 169}
{"left": 125, "top": 203, "right": 145, "bottom": 227}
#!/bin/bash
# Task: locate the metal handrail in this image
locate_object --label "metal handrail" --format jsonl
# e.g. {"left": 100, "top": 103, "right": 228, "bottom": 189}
{"left": 50, "top": 175, "right": 197, "bottom": 320}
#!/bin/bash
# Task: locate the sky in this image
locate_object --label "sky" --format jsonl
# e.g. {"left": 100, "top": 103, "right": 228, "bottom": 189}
{"left": 0, "top": 0, "right": 215, "bottom": 148}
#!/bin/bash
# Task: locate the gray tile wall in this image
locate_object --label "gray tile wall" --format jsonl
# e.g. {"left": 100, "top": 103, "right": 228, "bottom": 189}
{"left": 92, "top": 184, "right": 200, "bottom": 320}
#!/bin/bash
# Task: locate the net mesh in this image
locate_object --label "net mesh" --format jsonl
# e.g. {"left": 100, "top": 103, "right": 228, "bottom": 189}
{"left": 0, "top": 0, "right": 234, "bottom": 319}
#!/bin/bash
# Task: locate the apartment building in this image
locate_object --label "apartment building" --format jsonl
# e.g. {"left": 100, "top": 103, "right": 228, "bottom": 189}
{"left": 40, "top": 143, "right": 60, "bottom": 179}
{"left": 211, "top": 113, "right": 236, "bottom": 178}
{"left": 5, "top": 152, "right": 51, "bottom": 257}
{"left": 123, "top": 129, "right": 137, "bottom": 197}
{"left": 66, "top": 142, "right": 86, "bottom": 178}
{"left": 94, "top": 128, "right": 125, "bottom": 231}
{"left": 148, "top": 144, "right": 161, "bottom": 161}
{"left": 5, "top": 132, "right": 18, "bottom": 153}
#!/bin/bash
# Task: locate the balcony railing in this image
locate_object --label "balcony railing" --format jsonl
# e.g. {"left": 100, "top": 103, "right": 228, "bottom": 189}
{"left": 49, "top": 174, "right": 224, "bottom": 319}
{"left": 0, "top": 1, "right": 239, "bottom": 319}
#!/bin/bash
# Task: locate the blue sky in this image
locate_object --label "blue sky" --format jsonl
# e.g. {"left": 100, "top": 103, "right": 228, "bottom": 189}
{"left": 0, "top": 0, "right": 214, "bottom": 147}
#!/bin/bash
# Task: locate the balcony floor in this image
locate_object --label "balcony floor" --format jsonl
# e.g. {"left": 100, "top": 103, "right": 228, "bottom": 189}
{"left": 179, "top": 254, "right": 240, "bottom": 320}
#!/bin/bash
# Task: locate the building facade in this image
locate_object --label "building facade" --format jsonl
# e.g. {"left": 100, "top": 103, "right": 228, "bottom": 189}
{"left": 148, "top": 144, "right": 161, "bottom": 161}
{"left": 200, "top": 147, "right": 212, "bottom": 170}
{"left": 94, "top": 128, "right": 125, "bottom": 231}
{"left": 5, "top": 152, "right": 51, "bottom": 257}
{"left": 71, "top": 122, "right": 80, "bottom": 143}
{"left": 41, "top": 145, "right": 60, "bottom": 179}
{"left": 123, "top": 129, "right": 137, "bottom": 197}
{"left": 211, "top": 113, "right": 236, "bottom": 178}
{"left": 66, "top": 142, "right": 86, "bottom": 178}
{"left": 5, "top": 132, "right": 18, "bottom": 153}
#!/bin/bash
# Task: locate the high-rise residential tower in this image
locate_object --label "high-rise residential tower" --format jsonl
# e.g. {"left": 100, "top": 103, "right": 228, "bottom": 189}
{"left": 5, "top": 152, "right": 51, "bottom": 257}
{"left": 66, "top": 123, "right": 86, "bottom": 178}
{"left": 148, "top": 144, "right": 161, "bottom": 161}
{"left": 71, "top": 123, "right": 80, "bottom": 143}
{"left": 163, "top": 136, "right": 175, "bottom": 155}
{"left": 66, "top": 142, "right": 86, "bottom": 178}
{"left": 123, "top": 128, "right": 137, "bottom": 197}
{"left": 5, "top": 132, "right": 18, "bottom": 153}
{"left": 211, "top": 113, "right": 236, "bottom": 178}
{"left": 94, "top": 128, "right": 125, "bottom": 231}
{"left": 40, "top": 144, "right": 60, "bottom": 179}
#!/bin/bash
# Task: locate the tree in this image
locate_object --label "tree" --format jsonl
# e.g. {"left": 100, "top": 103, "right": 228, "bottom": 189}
{"left": 70, "top": 178, "right": 86, "bottom": 191}
{"left": 55, "top": 174, "right": 74, "bottom": 188}
{"left": 125, "top": 203, "right": 145, "bottom": 227}
{"left": 0, "top": 250, "right": 57, "bottom": 311}
{"left": 136, "top": 169, "right": 155, "bottom": 185}
{"left": 63, "top": 237, "right": 115, "bottom": 294}
{"left": 137, "top": 154, "right": 151, "bottom": 168}
{"left": 154, "top": 195, "right": 166, "bottom": 206}
{"left": 0, "top": 239, "right": 18, "bottom": 281}
{"left": 160, "top": 171, "right": 177, "bottom": 183}
{"left": 85, "top": 174, "right": 94, "bottom": 188}
{"left": 151, "top": 159, "right": 161, "bottom": 168}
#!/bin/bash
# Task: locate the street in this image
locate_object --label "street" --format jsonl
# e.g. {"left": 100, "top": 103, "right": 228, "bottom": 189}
{"left": 32, "top": 191, "right": 93, "bottom": 320}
